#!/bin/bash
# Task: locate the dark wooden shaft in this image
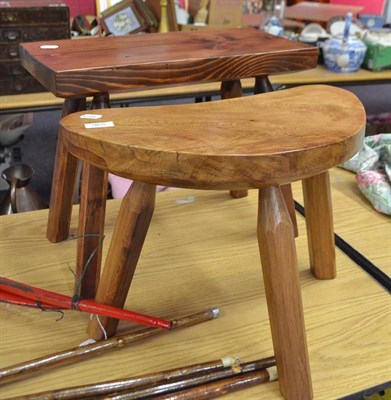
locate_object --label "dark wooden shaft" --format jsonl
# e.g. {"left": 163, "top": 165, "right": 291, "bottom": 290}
{"left": 76, "top": 93, "right": 110, "bottom": 299}
{"left": 153, "top": 369, "right": 272, "bottom": 400}
{"left": 87, "top": 181, "right": 157, "bottom": 340}
{"left": 254, "top": 75, "right": 273, "bottom": 94}
{"left": 46, "top": 97, "right": 86, "bottom": 243}
{"left": 0, "top": 308, "right": 218, "bottom": 386}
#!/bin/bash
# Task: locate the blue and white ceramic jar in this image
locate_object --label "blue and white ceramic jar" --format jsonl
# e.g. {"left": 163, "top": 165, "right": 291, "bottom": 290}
{"left": 322, "top": 12, "right": 367, "bottom": 73}
{"left": 323, "top": 35, "right": 367, "bottom": 72}
{"left": 263, "top": 16, "right": 284, "bottom": 37}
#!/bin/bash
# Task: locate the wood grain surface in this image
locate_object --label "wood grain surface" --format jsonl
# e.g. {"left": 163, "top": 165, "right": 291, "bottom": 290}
{"left": 19, "top": 28, "right": 318, "bottom": 97}
{"left": 258, "top": 186, "right": 312, "bottom": 399}
{"left": 302, "top": 171, "right": 336, "bottom": 280}
{"left": 87, "top": 182, "right": 157, "bottom": 339}
{"left": 61, "top": 85, "right": 365, "bottom": 189}
{"left": 0, "top": 168, "right": 389, "bottom": 399}
{"left": 74, "top": 94, "right": 110, "bottom": 299}
{"left": 2, "top": 67, "right": 388, "bottom": 112}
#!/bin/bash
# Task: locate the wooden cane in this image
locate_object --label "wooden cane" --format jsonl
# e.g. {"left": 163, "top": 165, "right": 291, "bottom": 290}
{"left": 0, "top": 308, "right": 219, "bottom": 386}
{"left": 104, "top": 358, "right": 277, "bottom": 400}
{"left": 3, "top": 356, "right": 244, "bottom": 400}
{"left": 3, "top": 357, "right": 275, "bottom": 400}
{"left": 152, "top": 367, "right": 278, "bottom": 400}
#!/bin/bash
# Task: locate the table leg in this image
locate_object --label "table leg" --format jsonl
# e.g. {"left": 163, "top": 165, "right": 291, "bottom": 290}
{"left": 47, "top": 97, "right": 86, "bottom": 243}
{"left": 221, "top": 80, "right": 248, "bottom": 199}
{"left": 302, "top": 171, "right": 336, "bottom": 279}
{"left": 255, "top": 76, "right": 298, "bottom": 237}
{"left": 254, "top": 75, "right": 273, "bottom": 93}
{"left": 76, "top": 93, "right": 110, "bottom": 299}
{"left": 258, "top": 186, "right": 312, "bottom": 400}
{"left": 87, "top": 181, "right": 157, "bottom": 340}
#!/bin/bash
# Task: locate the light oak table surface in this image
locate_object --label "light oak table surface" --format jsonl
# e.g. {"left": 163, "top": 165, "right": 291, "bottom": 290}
{"left": 0, "top": 168, "right": 390, "bottom": 399}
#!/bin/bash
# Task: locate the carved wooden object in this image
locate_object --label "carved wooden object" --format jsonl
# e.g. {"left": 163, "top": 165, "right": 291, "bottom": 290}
{"left": 76, "top": 93, "right": 110, "bottom": 299}
{"left": 22, "top": 28, "right": 318, "bottom": 298}
{"left": 257, "top": 186, "right": 311, "bottom": 399}
{"left": 20, "top": 28, "right": 317, "bottom": 98}
{"left": 58, "top": 85, "right": 365, "bottom": 399}
{"left": 61, "top": 86, "right": 364, "bottom": 189}
{"left": 302, "top": 171, "right": 336, "bottom": 279}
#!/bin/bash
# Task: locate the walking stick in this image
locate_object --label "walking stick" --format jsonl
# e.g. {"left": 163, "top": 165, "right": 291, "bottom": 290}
{"left": 0, "top": 308, "right": 219, "bottom": 386}
{"left": 105, "top": 358, "right": 276, "bottom": 400}
{"left": 152, "top": 368, "right": 277, "bottom": 400}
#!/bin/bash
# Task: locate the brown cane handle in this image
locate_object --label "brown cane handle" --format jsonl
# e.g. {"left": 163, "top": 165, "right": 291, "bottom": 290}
{"left": 10, "top": 177, "right": 18, "bottom": 213}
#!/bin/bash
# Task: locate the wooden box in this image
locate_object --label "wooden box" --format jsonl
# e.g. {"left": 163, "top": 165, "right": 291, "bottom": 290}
{"left": 0, "top": 5, "right": 70, "bottom": 95}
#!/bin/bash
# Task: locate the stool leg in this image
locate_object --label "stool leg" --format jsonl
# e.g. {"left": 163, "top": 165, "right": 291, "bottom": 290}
{"left": 76, "top": 166, "right": 108, "bottom": 299}
{"left": 47, "top": 98, "right": 86, "bottom": 243}
{"left": 302, "top": 171, "right": 336, "bottom": 280}
{"left": 255, "top": 76, "right": 298, "bottom": 238}
{"left": 221, "top": 80, "right": 248, "bottom": 200}
{"left": 87, "top": 181, "right": 156, "bottom": 340}
{"left": 281, "top": 184, "right": 299, "bottom": 238}
{"left": 258, "top": 186, "right": 312, "bottom": 400}
{"left": 75, "top": 93, "right": 111, "bottom": 299}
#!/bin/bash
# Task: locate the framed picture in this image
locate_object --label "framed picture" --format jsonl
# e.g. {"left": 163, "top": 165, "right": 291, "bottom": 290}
{"left": 100, "top": 0, "right": 148, "bottom": 35}
{"left": 96, "top": 0, "right": 123, "bottom": 15}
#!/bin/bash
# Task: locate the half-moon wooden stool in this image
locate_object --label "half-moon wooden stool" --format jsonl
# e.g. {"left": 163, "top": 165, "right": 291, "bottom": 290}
{"left": 59, "top": 85, "right": 365, "bottom": 399}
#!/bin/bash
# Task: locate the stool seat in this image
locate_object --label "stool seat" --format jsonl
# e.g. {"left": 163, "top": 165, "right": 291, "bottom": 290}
{"left": 61, "top": 85, "right": 365, "bottom": 190}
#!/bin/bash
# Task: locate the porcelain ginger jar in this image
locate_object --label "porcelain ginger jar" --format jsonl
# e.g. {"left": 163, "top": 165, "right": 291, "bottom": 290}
{"left": 323, "top": 34, "right": 367, "bottom": 72}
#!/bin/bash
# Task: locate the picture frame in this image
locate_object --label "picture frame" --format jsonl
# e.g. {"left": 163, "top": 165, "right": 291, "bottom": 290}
{"left": 96, "top": 0, "right": 122, "bottom": 15}
{"left": 100, "top": 0, "right": 148, "bottom": 35}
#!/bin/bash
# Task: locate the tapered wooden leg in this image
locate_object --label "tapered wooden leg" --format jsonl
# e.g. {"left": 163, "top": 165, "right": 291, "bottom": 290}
{"left": 76, "top": 166, "right": 108, "bottom": 299}
{"left": 254, "top": 75, "right": 273, "bottom": 93}
{"left": 255, "top": 76, "right": 298, "bottom": 238}
{"left": 87, "top": 181, "right": 156, "bottom": 340}
{"left": 302, "top": 171, "right": 336, "bottom": 280}
{"left": 221, "top": 80, "right": 242, "bottom": 99}
{"left": 281, "top": 184, "right": 298, "bottom": 238}
{"left": 258, "top": 186, "right": 312, "bottom": 400}
{"left": 75, "top": 93, "right": 111, "bottom": 299}
{"left": 47, "top": 97, "right": 86, "bottom": 243}
{"left": 220, "top": 80, "right": 248, "bottom": 200}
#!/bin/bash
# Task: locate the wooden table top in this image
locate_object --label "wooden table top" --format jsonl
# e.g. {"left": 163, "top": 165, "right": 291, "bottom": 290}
{"left": 0, "top": 168, "right": 389, "bottom": 399}
{"left": 19, "top": 28, "right": 318, "bottom": 98}
{"left": 285, "top": 1, "right": 364, "bottom": 22}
